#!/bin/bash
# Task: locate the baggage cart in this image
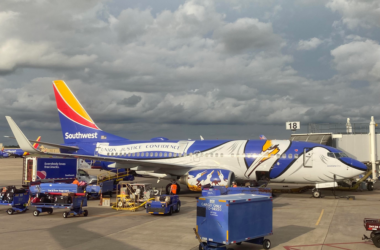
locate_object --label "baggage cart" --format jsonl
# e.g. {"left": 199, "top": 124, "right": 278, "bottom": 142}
{"left": 362, "top": 218, "right": 380, "bottom": 247}
{"left": 31, "top": 193, "right": 88, "bottom": 218}
{"left": 196, "top": 193, "right": 273, "bottom": 250}
{"left": 0, "top": 190, "right": 30, "bottom": 215}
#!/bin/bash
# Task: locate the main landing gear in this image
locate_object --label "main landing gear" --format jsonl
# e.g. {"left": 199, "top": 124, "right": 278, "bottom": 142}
{"left": 312, "top": 188, "right": 321, "bottom": 198}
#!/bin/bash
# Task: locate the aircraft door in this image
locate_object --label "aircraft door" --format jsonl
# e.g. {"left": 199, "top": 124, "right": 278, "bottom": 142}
{"left": 193, "top": 150, "right": 200, "bottom": 162}
{"left": 303, "top": 148, "right": 313, "bottom": 168}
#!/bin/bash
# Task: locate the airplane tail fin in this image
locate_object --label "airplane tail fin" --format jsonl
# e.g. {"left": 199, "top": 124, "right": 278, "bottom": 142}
{"left": 259, "top": 135, "right": 267, "bottom": 140}
{"left": 52, "top": 80, "right": 126, "bottom": 144}
{"left": 23, "top": 136, "right": 41, "bottom": 156}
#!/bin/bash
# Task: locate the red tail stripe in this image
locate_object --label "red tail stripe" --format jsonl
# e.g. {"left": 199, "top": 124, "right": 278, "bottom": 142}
{"left": 53, "top": 86, "right": 99, "bottom": 130}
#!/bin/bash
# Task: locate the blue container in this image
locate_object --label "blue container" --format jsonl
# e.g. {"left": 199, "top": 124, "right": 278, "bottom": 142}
{"left": 201, "top": 187, "right": 271, "bottom": 197}
{"left": 31, "top": 183, "right": 83, "bottom": 194}
{"left": 196, "top": 194, "right": 272, "bottom": 245}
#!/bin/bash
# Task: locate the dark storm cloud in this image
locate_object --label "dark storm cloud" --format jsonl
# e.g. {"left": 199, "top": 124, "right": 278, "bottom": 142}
{"left": 0, "top": 0, "right": 380, "bottom": 144}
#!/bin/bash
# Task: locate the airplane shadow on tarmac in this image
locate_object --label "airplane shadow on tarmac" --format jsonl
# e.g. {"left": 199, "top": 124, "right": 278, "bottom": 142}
{"left": 271, "top": 225, "right": 314, "bottom": 247}
{"left": 48, "top": 207, "right": 157, "bottom": 250}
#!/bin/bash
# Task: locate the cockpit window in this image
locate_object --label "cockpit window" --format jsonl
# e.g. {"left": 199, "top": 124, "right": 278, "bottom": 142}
{"left": 328, "top": 152, "right": 348, "bottom": 158}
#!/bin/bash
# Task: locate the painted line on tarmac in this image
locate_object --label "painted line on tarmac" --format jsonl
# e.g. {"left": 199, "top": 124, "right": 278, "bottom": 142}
{"left": 315, "top": 209, "right": 324, "bottom": 226}
{"left": 283, "top": 241, "right": 373, "bottom": 250}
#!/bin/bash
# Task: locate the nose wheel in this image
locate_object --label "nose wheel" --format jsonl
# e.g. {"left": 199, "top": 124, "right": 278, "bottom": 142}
{"left": 312, "top": 188, "right": 321, "bottom": 198}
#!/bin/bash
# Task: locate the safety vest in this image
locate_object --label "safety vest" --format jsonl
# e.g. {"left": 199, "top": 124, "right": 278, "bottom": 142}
{"left": 171, "top": 184, "right": 177, "bottom": 194}
{"left": 72, "top": 180, "right": 79, "bottom": 186}
{"left": 232, "top": 184, "right": 237, "bottom": 188}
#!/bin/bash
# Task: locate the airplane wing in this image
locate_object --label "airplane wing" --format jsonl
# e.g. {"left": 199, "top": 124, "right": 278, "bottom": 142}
{"left": 6, "top": 116, "right": 191, "bottom": 170}
{"left": 5, "top": 136, "right": 79, "bottom": 151}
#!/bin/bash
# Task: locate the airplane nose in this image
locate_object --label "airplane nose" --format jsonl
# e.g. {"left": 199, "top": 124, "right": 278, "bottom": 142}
{"left": 339, "top": 157, "right": 367, "bottom": 172}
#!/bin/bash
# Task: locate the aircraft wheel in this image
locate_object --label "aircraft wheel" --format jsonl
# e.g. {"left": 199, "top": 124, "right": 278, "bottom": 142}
{"left": 83, "top": 210, "right": 88, "bottom": 217}
{"left": 313, "top": 190, "right": 321, "bottom": 198}
{"left": 117, "top": 200, "right": 123, "bottom": 208}
{"left": 368, "top": 182, "right": 374, "bottom": 191}
{"left": 175, "top": 203, "right": 180, "bottom": 213}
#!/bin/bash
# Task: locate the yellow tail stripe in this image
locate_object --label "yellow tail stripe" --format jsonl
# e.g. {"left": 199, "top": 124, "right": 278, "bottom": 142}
{"left": 53, "top": 80, "right": 94, "bottom": 123}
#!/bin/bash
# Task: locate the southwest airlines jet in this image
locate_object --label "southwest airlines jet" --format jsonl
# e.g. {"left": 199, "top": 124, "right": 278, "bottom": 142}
{"left": 6, "top": 80, "right": 367, "bottom": 198}
{"left": 1, "top": 136, "right": 41, "bottom": 158}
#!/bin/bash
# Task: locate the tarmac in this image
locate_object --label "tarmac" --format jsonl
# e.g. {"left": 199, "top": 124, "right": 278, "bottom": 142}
{"left": 0, "top": 158, "right": 379, "bottom": 250}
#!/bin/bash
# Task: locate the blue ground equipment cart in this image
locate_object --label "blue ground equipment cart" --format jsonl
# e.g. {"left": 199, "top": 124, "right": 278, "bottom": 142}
{"left": 86, "top": 179, "right": 114, "bottom": 199}
{"left": 202, "top": 186, "right": 272, "bottom": 197}
{"left": 0, "top": 189, "right": 30, "bottom": 215}
{"left": 31, "top": 193, "right": 88, "bottom": 218}
{"left": 195, "top": 193, "right": 273, "bottom": 250}
{"left": 146, "top": 195, "right": 180, "bottom": 215}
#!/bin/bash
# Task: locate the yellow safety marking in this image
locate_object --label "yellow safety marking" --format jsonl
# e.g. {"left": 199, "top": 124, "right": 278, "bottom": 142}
{"left": 159, "top": 212, "right": 164, "bottom": 214}
{"left": 226, "top": 230, "right": 229, "bottom": 241}
{"left": 199, "top": 198, "right": 206, "bottom": 200}
{"left": 149, "top": 212, "right": 153, "bottom": 214}
{"left": 53, "top": 80, "right": 94, "bottom": 123}
{"left": 219, "top": 200, "right": 226, "bottom": 202}
{"left": 316, "top": 209, "right": 324, "bottom": 226}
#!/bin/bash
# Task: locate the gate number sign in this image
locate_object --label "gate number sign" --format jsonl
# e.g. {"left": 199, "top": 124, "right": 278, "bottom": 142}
{"left": 286, "top": 121, "right": 300, "bottom": 130}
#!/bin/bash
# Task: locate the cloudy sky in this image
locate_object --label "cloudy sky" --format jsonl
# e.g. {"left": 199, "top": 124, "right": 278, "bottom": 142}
{"left": 1, "top": 0, "right": 380, "bottom": 145}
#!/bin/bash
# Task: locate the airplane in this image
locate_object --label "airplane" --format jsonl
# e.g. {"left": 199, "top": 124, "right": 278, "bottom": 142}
{"left": 1, "top": 136, "right": 41, "bottom": 158}
{"left": 260, "top": 135, "right": 267, "bottom": 140}
{"left": 5, "top": 80, "right": 367, "bottom": 198}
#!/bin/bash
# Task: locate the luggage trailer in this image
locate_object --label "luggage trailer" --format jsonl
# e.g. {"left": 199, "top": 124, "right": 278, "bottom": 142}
{"left": 195, "top": 193, "right": 273, "bottom": 250}
{"left": 0, "top": 190, "right": 30, "bottom": 215}
{"left": 31, "top": 192, "right": 88, "bottom": 218}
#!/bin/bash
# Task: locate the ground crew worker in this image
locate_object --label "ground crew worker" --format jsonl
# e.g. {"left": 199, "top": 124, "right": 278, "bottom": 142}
{"left": 232, "top": 181, "right": 237, "bottom": 187}
{"left": 72, "top": 177, "right": 79, "bottom": 186}
{"left": 170, "top": 182, "right": 177, "bottom": 195}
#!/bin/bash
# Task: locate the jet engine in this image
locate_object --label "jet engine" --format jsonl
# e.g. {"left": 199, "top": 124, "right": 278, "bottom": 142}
{"left": 179, "top": 169, "right": 235, "bottom": 192}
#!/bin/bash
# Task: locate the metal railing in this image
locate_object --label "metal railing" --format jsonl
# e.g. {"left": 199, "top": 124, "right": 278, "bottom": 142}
{"left": 308, "top": 123, "right": 380, "bottom": 134}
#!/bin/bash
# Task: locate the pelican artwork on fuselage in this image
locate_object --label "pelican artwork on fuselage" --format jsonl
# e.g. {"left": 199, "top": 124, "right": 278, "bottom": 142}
{"left": 6, "top": 80, "right": 367, "bottom": 198}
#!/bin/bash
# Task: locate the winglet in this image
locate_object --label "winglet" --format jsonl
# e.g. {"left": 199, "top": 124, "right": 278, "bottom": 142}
{"left": 5, "top": 116, "right": 40, "bottom": 153}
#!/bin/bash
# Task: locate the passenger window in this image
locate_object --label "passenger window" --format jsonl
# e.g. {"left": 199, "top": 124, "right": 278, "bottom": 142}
{"left": 159, "top": 152, "right": 162, "bottom": 157}
{"left": 136, "top": 152, "right": 140, "bottom": 157}
{"left": 128, "top": 153, "right": 131, "bottom": 157}
{"left": 169, "top": 153, "right": 172, "bottom": 157}
{"left": 210, "top": 153, "right": 213, "bottom": 157}
{"left": 205, "top": 153, "right": 209, "bottom": 157}
{"left": 294, "top": 154, "right": 298, "bottom": 159}
{"left": 282, "top": 154, "right": 286, "bottom": 159}
{"left": 288, "top": 154, "right": 292, "bottom": 159}
{"left": 164, "top": 153, "right": 167, "bottom": 157}
{"left": 107, "top": 153, "right": 109, "bottom": 156}
{"left": 132, "top": 153, "right": 135, "bottom": 157}
{"left": 189, "top": 153, "right": 192, "bottom": 157}
{"left": 154, "top": 152, "right": 158, "bottom": 157}
{"left": 150, "top": 152, "right": 153, "bottom": 157}
{"left": 276, "top": 154, "right": 280, "bottom": 159}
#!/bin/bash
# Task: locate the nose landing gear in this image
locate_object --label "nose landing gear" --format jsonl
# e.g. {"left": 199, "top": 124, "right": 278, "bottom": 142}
{"left": 312, "top": 188, "right": 321, "bottom": 198}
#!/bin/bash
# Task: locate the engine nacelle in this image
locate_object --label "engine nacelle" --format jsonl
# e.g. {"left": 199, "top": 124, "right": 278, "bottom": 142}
{"left": 179, "top": 169, "right": 235, "bottom": 192}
